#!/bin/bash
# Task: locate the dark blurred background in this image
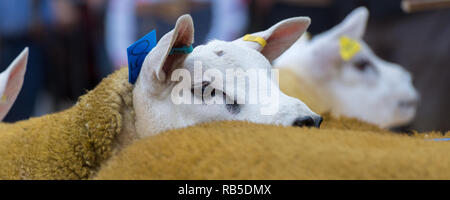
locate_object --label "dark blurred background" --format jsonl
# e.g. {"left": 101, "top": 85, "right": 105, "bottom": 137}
{"left": 0, "top": 0, "right": 448, "bottom": 132}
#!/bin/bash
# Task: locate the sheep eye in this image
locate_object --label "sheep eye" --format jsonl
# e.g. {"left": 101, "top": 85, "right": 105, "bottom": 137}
{"left": 354, "top": 60, "right": 371, "bottom": 71}
{"left": 215, "top": 50, "right": 224, "bottom": 57}
{"left": 191, "top": 81, "right": 216, "bottom": 99}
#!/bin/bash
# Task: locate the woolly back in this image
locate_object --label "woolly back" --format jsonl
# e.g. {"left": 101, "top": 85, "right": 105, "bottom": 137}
{"left": 95, "top": 121, "right": 449, "bottom": 180}
{"left": 0, "top": 68, "right": 134, "bottom": 179}
{"left": 278, "top": 68, "right": 331, "bottom": 114}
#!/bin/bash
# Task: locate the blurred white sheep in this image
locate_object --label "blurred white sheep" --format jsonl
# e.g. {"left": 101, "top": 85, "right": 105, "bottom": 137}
{"left": 275, "top": 7, "right": 419, "bottom": 128}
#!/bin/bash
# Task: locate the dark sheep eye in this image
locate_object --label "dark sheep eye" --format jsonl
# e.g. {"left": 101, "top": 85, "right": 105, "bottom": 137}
{"left": 191, "top": 81, "right": 209, "bottom": 94}
{"left": 215, "top": 50, "right": 224, "bottom": 57}
{"left": 201, "top": 81, "right": 216, "bottom": 97}
{"left": 201, "top": 81, "right": 209, "bottom": 94}
{"left": 191, "top": 81, "right": 216, "bottom": 100}
{"left": 354, "top": 60, "right": 371, "bottom": 71}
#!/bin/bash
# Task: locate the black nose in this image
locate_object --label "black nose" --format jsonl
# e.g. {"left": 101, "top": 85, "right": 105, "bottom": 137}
{"left": 398, "top": 98, "right": 419, "bottom": 109}
{"left": 293, "top": 116, "right": 323, "bottom": 128}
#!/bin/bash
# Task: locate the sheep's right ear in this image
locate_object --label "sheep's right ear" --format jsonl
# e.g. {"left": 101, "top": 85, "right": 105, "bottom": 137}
{"left": 233, "top": 17, "right": 310, "bottom": 62}
{"left": 139, "top": 15, "right": 194, "bottom": 84}
{"left": 0, "top": 48, "right": 28, "bottom": 121}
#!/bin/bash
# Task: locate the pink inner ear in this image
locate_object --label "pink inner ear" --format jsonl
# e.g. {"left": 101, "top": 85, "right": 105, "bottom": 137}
{"left": 0, "top": 50, "right": 27, "bottom": 120}
{"left": 176, "top": 22, "right": 194, "bottom": 46}
{"left": 261, "top": 22, "right": 306, "bottom": 62}
{"left": 8, "top": 63, "right": 22, "bottom": 82}
{"left": 161, "top": 23, "right": 193, "bottom": 77}
{"left": 4, "top": 59, "right": 25, "bottom": 103}
{"left": 269, "top": 24, "right": 301, "bottom": 41}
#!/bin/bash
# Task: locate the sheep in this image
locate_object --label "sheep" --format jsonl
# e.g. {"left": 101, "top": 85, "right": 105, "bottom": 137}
{"left": 94, "top": 30, "right": 447, "bottom": 179}
{"left": 0, "top": 48, "right": 28, "bottom": 121}
{"left": 0, "top": 67, "right": 133, "bottom": 179}
{"left": 93, "top": 56, "right": 444, "bottom": 180}
{"left": 0, "top": 14, "right": 320, "bottom": 179}
{"left": 274, "top": 7, "right": 419, "bottom": 129}
{"left": 95, "top": 120, "right": 449, "bottom": 180}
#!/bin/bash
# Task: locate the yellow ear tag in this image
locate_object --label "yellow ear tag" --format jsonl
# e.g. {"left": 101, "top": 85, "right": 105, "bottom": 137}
{"left": 243, "top": 34, "right": 267, "bottom": 48}
{"left": 339, "top": 36, "right": 361, "bottom": 61}
{"left": 0, "top": 95, "right": 6, "bottom": 103}
{"left": 304, "top": 32, "right": 312, "bottom": 40}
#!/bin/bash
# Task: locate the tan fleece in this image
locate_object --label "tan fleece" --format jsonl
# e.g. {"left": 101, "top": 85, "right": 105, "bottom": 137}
{"left": 278, "top": 68, "right": 331, "bottom": 114}
{"left": 95, "top": 121, "right": 449, "bottom": 180}
{"left": 0, "top": 68, "right": 134, "bottom": 180}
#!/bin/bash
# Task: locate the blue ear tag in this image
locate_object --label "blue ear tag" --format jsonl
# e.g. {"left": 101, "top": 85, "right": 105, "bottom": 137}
{"left": 127, "top": 30, "right": 157, "bottom": 84}
{"left": 427, "top": 138, "right": 450, "bottom": 141}
{"left": 170, "top": 45, "right": 193, "bottom": 55}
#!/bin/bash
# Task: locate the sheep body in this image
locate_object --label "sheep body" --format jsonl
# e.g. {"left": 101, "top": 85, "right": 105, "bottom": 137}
{"left": 278, "top": 68, "right": 330, "bottom": 114}
{"left": 95, "top": 120, "right": 448, "bottom": 180}
{"left": 0, "top": 68, "right": 134, "bottom": 179}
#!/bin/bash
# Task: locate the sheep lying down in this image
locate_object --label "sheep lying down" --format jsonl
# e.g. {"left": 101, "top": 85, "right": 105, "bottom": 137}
{"left": 0, "top": 58, "right": 446, "bottom": 180}
{"left": 0, "top": 14, "right": 320, "bottom": 179}
{"left": 0, "top": 66, "right": 381, "bottom": 180}
{"left": 94, "top": 70, "right": 448, "bottom": 180}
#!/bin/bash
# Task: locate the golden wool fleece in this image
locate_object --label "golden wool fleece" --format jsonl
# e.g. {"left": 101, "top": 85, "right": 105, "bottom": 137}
{"left": 95, "top": 121, "right": 448, "bottom": 180}
{"left": 0, "top": 68, "right": 133, "bottom": 179}
{"left": 1, "top": 67, "right": 447, "bottom": 180}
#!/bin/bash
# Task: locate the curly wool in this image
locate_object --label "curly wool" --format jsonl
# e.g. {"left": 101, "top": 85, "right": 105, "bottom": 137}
{"left": 0, "top": 68, "right": 133, "bottom": 180}
{"left": 95, "top": 121, "right": 449, "bottom": 180}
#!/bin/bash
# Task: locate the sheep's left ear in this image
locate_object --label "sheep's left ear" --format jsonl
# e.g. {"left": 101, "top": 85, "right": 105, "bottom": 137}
{"left": 233, "top": 17, "right": 311, "bottom": 62}
{"left": 140, "top": 14, "right": 194, "bottom": 83}
{"left": 328, "top": 7, "right": 369, "bottom": 39}
{"left": 0, "top": 48, "right": 28, "bottom": 121}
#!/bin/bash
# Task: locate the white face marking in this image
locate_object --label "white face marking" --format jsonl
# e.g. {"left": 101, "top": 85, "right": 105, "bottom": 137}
{"left": 132, "top": 15, "right": 320, "bottom": 137}
{"left": 275, "top": 7, "right": 419, "bottom": 128}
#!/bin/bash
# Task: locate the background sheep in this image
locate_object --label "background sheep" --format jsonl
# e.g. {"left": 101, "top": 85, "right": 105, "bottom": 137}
{"left": 0, "top": 48, "right": 28, "bottom": 121}
{"left": 274, "top": 7, "right": 419, "bottom": 129}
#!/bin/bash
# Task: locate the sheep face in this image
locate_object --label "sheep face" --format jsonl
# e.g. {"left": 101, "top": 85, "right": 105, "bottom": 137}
{"left": 132, "top": 15, "right": 321, "bottom": 137}
{"left": 275, "top": 7, "right": 419, "bottom": 128}
{"left": 0, "top": 48, "right": 28, "bottom": 121}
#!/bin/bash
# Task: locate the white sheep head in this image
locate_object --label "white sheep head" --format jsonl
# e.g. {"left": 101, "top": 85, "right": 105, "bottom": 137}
{"left": 275, "top": 7, "right": 419, "bottom": 128}
{"left": 0, "top": 48, "right": 28, "bottom": 121}
{"left": 132, "top": 14, "right": 322, "bottom": 137}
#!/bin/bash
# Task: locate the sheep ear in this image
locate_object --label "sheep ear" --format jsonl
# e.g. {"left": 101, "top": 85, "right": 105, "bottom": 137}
{"left": 233, "top": 17, "right": 310, "bottom": 62}
{"left": 0, "top": 48, "right": 28, "bottom": 121}
{"left": 304, "top": 7, "right": 369, "bottom": 72}
{"left": 329, "top": 7, "right": 369, "bottom": 39}
{"left": 140, "top": 14, "right": 194, "bottom": 83}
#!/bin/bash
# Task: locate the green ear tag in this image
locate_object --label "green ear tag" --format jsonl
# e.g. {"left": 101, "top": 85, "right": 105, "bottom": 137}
{"left": 170, "top": 45, "right": 193, "bottom": 55}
